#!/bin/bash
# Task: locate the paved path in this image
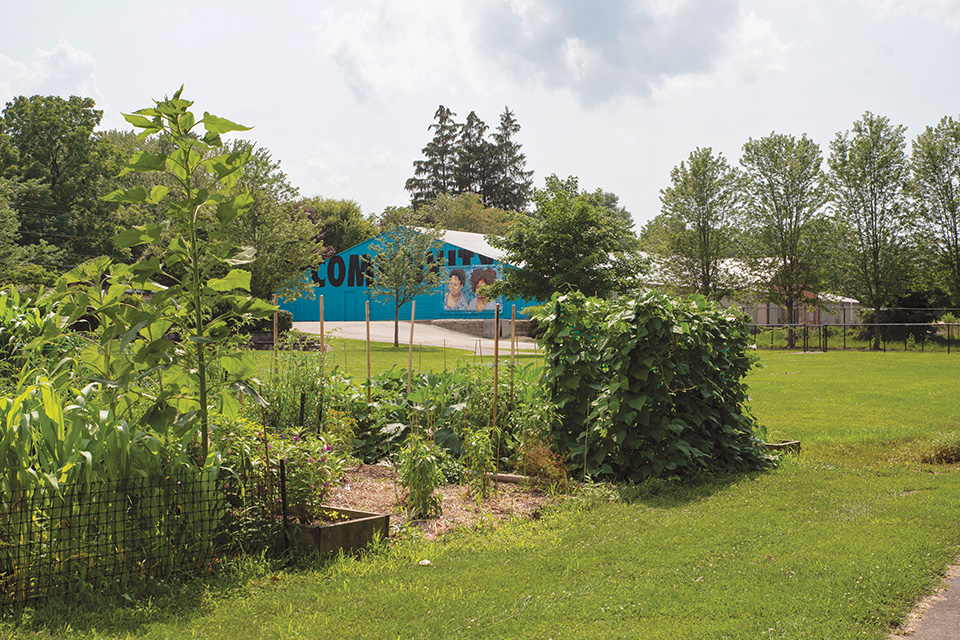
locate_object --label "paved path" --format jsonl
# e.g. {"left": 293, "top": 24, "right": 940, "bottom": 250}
{"left": 890, "top": 564, "right": 960, "bottom": 639}
{"left": 293, "top": 321, "right": 541, "bottom": 355}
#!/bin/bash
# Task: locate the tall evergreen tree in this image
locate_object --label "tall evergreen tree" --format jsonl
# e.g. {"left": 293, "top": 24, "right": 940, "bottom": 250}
{"left": 405, "top": 106, "right": 460, "bottom": 209}
{"left": 489, "top": 107, "right": 533, "bottom": 212}
{"left": 454, "top": 111, "right": 493, "bottom": 197}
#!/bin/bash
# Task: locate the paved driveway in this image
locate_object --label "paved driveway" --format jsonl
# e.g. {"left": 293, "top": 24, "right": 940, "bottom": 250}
{"left": 293, "top": 321, "right": 540, "bottom": 355}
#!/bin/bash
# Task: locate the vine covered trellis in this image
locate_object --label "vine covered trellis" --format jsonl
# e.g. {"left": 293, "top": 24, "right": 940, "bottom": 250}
{"left": 535, "top": 290, "right": 774, "bottom": 481}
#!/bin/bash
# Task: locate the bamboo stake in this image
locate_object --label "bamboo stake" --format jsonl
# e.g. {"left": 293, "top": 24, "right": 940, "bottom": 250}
{"left": 407, "top": 301, "right": 416, "bottom": 396}
{"left": 272, "top": 294, "right": 279, "bottom": 380}
{"left": 493, "top": 304, "right": 501, "bottom": 491}
{"left": 365, "top": 300, "right": 372, "bottom": 404}
{"left": 319, "top": 295, "right": 325, "bottom": 353}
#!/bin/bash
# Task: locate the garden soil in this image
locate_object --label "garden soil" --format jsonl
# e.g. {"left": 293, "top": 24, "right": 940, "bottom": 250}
{"left": 324, "top": 464, "right": 552, "bottom": 540}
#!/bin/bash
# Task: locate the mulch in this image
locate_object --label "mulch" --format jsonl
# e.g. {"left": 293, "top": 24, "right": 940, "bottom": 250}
{"left": 323, "top": 464, "right": 552, "bottom": 539}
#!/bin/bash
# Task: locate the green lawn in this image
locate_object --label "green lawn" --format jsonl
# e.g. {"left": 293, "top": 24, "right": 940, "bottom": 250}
{"left": 4, "top": 351, "right": 960, "bottom": 639}
{"left": 251, "top": 336, "right": 545, "bottom": 379}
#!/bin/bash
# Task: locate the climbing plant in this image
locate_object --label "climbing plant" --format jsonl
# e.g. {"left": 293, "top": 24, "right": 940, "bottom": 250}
{"left": 535, "top": 290, "right": 773, "bottom": 481}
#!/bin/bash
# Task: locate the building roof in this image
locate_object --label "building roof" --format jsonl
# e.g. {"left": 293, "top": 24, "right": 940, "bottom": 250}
{"left": 429, "top": 229, "right": 508, "bottom": 263}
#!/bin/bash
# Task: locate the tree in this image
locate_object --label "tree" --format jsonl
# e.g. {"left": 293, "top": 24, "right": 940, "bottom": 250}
{"left": 454, "top": 111, "right": 493, "bottom": 197}
{"left": 644, "top": 147, "right": 740, "bottom": 301}
{"left": 740, "top": 133, "right": 828, "bottom": 344}
{"left": 488, "top": 107, "right": 533, "bottom": 212}
{"left": 222, "top": 140, "right": 322, "bottom": 301}
{"left": 405, "top": 106, "right": 460, "bottom": 209}
{"left": 0, "top": 95, "right": 125, "bottom": 264}
{"left": 489, "top": 175, "right": 637, "bottom": 302}
{"left": 405, "top": 105, "right": 533, "bottom": 212}
{"left": 369, "top": 216, "right": 446, "bottom": 347}
{"left": 294, "top": 196, "right": 377, "bottom": 261}
{"left": 419, "top": 192, "right": 514, "bottom": 236}
{"left": 828, "top": 111, "right": 911, "bottom": 350}
{"left": 911, "top": 115, "right": 960, "bottom": 305}
{"left": 0, "top": 178, "right": 21, "bottom": 282}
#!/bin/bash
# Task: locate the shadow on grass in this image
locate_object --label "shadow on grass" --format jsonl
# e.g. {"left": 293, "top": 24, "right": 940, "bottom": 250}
{"left": 0, "top": 555, "right": 290, "bottom": 638}
{"left": 615, "top": 469, "right": 773, "bottom": 509}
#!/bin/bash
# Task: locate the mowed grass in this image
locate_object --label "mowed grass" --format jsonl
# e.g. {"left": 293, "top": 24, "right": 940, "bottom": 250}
{"left": 250, "top": 336, "right": 545, "bottom": 379}
{"left": 4, "top": 351, "right": 960, "bottom": 639}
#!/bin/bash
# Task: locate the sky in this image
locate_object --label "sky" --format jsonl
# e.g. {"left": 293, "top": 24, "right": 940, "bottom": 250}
{"left": 2, "top": 0, "right": 959, "bottom": 229}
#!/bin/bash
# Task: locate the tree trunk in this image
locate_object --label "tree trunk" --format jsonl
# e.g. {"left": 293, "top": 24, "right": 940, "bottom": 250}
{"left": 785, "top": 302, "right": 795, "bottom": 348}
{"left": 873, "top": 304, "right": 882, "bottom": 350}
{"left": 394, "top": 306, "right": 400, "bottom": 348}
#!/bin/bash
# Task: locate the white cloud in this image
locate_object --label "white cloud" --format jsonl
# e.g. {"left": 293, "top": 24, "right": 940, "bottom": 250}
{"left": 478, "top": 0, "right": 742, "bottom": 105}
{"left": 861, "top": 0, "right": 960, "bottom": 29}
{"left": 0, "top": 40, "right": 113, "bottom": 120}
{"left": 310, "top": 2, "right": 491, "bottom": 104}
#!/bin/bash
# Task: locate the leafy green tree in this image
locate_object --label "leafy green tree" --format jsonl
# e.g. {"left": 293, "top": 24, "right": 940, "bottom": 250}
{"left": 369, "top": 214, "right": 446, "bottom": 347}
{"left": 740, "top": 133, "right": 828, "bottom": 343}
{"left": 911, "top": 115, "right": 960, "bottom": 305}
{"left": 405, "top": 106, "right": 460, "bottom": 209}
{"left": 0, "top": 178, "right": 22, "bottom": 283}
{"left": 644, "top": 147, "right": 741, "bottom": 301}
{"left": 0, "top": 95, "right": 125, "bottom": 264}
{"left": 828, "top": 112, "right": 911, "bottom": 350}
{"left": 420, "top": 192, "right": 514, "bottom": 236}
{"left": 294, "top": 196, "right": 377, "bottom": 260}
{"left": 489, "top": 175, "right": 637, "bottom": 301}
{"left": 222, "top": 140, "right": 321, "bottom": 300}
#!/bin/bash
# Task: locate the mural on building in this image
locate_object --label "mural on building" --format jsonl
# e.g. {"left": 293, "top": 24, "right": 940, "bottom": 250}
{"left": 280, "top": 231, "right": 523, "bottom": 322}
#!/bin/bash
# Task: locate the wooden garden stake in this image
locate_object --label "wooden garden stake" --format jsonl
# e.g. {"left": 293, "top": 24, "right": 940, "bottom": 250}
{"left": 493, "top": 304, "right": 501, "bottom": 489}
{"left": 319, "top": 295, "right": 325, "bottom": 353}
{"left": 407, "top": 301, "right": 416, "bottom": 396}
{"left": 366, "top": 300, "right": 372, "bottom": 404}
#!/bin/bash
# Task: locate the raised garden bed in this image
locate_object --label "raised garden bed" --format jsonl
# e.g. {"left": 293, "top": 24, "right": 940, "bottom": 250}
{"left": 288, "top": 506, "right": 389, "bottom": 556}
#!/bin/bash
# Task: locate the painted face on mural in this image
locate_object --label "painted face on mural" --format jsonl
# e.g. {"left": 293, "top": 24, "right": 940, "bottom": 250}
{"left": 445, "top": 268, "right": 470, "bottom": 311}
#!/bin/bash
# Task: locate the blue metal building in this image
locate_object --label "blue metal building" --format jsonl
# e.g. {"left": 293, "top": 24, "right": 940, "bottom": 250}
{"left": 279, "top": 229, "right": 533, "bottom": 322}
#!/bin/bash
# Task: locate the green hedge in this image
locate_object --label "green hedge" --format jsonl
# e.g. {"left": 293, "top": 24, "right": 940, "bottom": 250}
{"left": 534, "top": 290, "right": 773, "bottom": 481}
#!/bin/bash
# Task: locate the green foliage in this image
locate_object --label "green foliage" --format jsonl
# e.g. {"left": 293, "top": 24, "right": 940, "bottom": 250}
{"left": 829, "top": 111, "right": 911, "bottom": 349}
{"left": 461, "top": 427, "right": 494, "bottom": 499}
{"left": 405, "top": 105, "right": 532, "bottom": 211}
{"left": 911, "top": 115, "right": 960, "bottom": 305}
{"left": 0, "top": 95, "right": 125, "bottom": 266}
{"left": 222, "top": 140, "right": 320, "bottom": 301}
{"left": 398, "top": 431, "right": 444, "bottom": 519}
{"left": 47, "top": 88, "right": 275, "bottom": 463}
{"left": 368, "top": 223, "right": 446, "bottom": 347}
{"left": 739, "top": 133, "right": 828, "bottom": 342}
{"left": 643, "top": 147, "right": 741, "bottom": 301}
{"left": 489, "top": 175, "right": 639, "bottom": 302}
{"left": 0, "top": 288, "right": 72, "bottom": 383}
{"left": 294, "top": 196, "right": 377, "bottom": 260}
{"left": 535, "top": 290, "right": 772, "bottom": 481}
{"left": 419, "top": 192, "right": 515, "bottom": 236}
